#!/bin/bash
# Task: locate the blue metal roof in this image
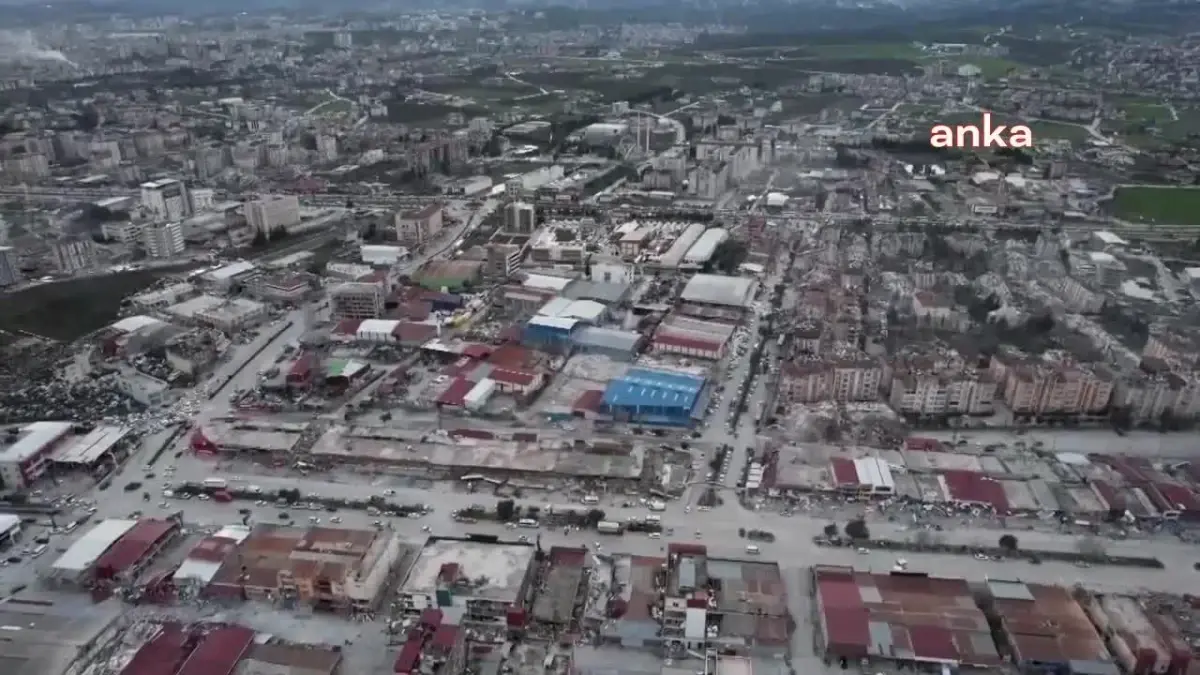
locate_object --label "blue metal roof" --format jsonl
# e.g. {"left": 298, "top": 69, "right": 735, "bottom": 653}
{"left": 602, "top": 368, "right": 706, "bottom": 411}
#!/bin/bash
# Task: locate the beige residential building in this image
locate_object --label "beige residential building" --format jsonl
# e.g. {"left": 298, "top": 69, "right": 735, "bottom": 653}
{"left": 395, "top": 204, "right": 444, "bottom": 246}
{"left": 246, "top": 195, "right": 302, "bottom": 233}
{"left": 889, "top": 371, "right": 997, "bottom": 416}
{"left": 1142, "top": 330, "right": 1200, "bottom": 370}
{"left": 991, "top": 354, "right": 1113, "bottom": 416}
{"left": 780, "top": 358, "right": 883, "bottom": 403}
{"left": 1111, "top": 364, "right": 1200, "bottom": 423}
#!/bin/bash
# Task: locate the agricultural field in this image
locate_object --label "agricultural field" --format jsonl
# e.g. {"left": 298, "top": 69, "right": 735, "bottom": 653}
{"left": 1111, "top": 186, "right": 1200, "bottom": 227}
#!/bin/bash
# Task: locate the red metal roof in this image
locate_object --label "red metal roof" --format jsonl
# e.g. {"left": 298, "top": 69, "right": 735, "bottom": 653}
{"left": 430, "top": 624, "right": 460, "bottom": 651}
{"left": 1152, "top": 482, "right": 1200, "bottom": 512}
{"left": 334, "top": 319, "right": 362, "bottom": 335}
{"left": 572, "top": 389, "right": 604, "bottom": 412}
{"left": 942, "top": 470, "right": 1010, "bottom": 511}
{"left": 435, "top": 377, "right": 475, "bottom": 407}
{"left": 905, "top": 437, "right": 944, "bottom": 452}
{"left": 120, "top": 623, "right": 188, "bottom": 675}
{"left": 653, "top": 333, "right": 723, "bottom": 352}
{"left": 288, "top": 352, "right": 315, "bottom": 380}
{"left": 94, "top": 519, "right": 178, "bottom": 578}
{"left": 175, "top": 626, "right": 255, "bottom": 675}
{"left": 489, "top": 368, "right": 537, "bottom": 386}
{"left": 461, "top": 344, "right": 492, "bottom": 360}
{"left": 488, "top": 344, "right": 535, "bottom": 368}
{"left": 830, "top": 457, "right": 858, "bottom": 486}
{"left": 394, "top": 637, "right": 423, "bottom": 673}
{"left": 393, "top": 322, "right": 438, "bottom": 345}
{"left": 549, "top": 546, "right": 588, "bottom": 566}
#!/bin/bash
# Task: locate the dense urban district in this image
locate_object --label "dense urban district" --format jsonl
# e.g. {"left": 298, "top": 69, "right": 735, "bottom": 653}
{"left": 4, "top": 3, "right": 1200, "bottom": 675}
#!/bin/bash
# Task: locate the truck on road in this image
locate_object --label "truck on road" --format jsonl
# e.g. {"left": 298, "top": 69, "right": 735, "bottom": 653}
{"left": 597, "top": 521, "right": 624, "bottom": 535}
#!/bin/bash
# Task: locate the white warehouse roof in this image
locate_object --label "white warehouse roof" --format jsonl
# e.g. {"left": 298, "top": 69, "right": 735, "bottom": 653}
{"left": 204, "top": 261, "right": 257, "bottom": 282}
{"left": 683, "top": 228, "right": 729, "bottom": 264}
{"left": 680, "top": 274, "right": 757, "bottom": 308}
{"left": 111, "top": 315, "right": 165, "bottom": 333}
{"left": 523, "top": 274, "right": 573, "bottom": 292}
{"left": 52, "top": 425, "right": 130, "bottom": 465}
{"left": 51, "top": 519, "right": 138, "bottom": 573}
{"left": 657, "top": 223, "right": 707, "bottom": 267}
{"left": 853, "top": 457, "right": 895, "bottom": 491}
{"left": 357, "top": 319, "right": 401, "bottom": 337}
{"left": 0, "top": 421, "right": 73, "bottom": 464}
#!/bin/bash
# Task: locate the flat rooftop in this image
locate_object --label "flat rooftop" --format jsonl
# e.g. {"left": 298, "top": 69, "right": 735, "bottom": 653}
{"left": 402, "top": 539, "right": 535, "bottom": 603}
{"left": 199, "top": 420, "right": 309, "bottom": 453}
{"left": 532, "top": 547, "right": 588, "bottom": 624}
{"left": 0, "top": 590, "right": 124, "bottom": 675}
{"left": 310, "top": 425, "right": 644, "bottom": 479}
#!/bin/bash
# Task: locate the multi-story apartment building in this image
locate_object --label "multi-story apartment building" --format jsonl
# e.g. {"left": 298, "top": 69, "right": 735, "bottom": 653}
{"left": 1112, "top": 361, "right": 1200, "bottom": 424}
{"left": 503, "top": 202, "right": 536, "bottom": 233}
{"left": 396, "top": 540, "right": 536, "bottom": 626}
{"left": 140, "top": 178, "right": 192, "bottom": 220}
{"left": 889, "top": 370, "right": 997, "bottom": 417}
{"left": 51, "top": 237, "right": 96, "bottom": 273}
{"left": 779, "top": 357, "right": 883, "bottom": 403}
{"left": 330, "top": 282, "right": 385, "bottom": 320}
{"left": 1142, "top": 329, "right": 1200, "bottom": 371}
{"left": 246, "top": 195, "right": 302, "bottom": 233}
{"left": 395, "top": 204, "right": 444, "bottom": 246}
{"left": 990, "top": 352, "right": 1114, "bottom": 417}
{"left": 143, "top": 221, "right": 185, "bottom": 258}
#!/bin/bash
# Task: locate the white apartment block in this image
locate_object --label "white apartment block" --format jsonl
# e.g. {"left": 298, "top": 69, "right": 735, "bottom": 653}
{"left": 101, "top": 220, "right": 145, "bottom": 245}
{"left": 51, "top": 238, "right": 96, "bottom": 273}
{"left": 143, "top": 221, "right": 185, "bottom": 258}
{"left": 780, "top": 358, "right": 883, "bottom": 403}
{"left": 140, "top": 179, "right": 192, "bottom": 220}
{"left": 889, "top": 371, "right": 997, "bottom": 416}
{"left": 246, "top": 195, "right": 302, "bottom": 233}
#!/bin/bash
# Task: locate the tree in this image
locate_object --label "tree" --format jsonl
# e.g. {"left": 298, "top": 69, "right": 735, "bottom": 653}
{"left": 823, "top": 523, "right": 839, "bottom": 538}
{"left": 585, "top": 509, "right": 606, "bottom": 527}
{"left": 844, "top": 518, "right": 869, "bottom": 540}
{"left": 999, "top": 534, "right": 1019, "bottom": 552}
{"left": 496, "top": 499, "right": 516, "bottom": 522}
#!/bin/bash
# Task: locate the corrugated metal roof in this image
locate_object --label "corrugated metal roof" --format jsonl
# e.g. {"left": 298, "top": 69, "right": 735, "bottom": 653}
{"left": 436, "top": 378, "right": 475, "bottom": 407}
{"left": 52, "top": 425, "right": 130, "bottom": 465}
{"left": 683, "top": 228, "right": 729, "bottom": 264}
{"left": 0, "top": 421, "right": 73, "bottom": 463}
{"left": 175, "top": 626, "right": 255, "bottom": 675}
{"left": 679, "top": 274, "right": 756, "bottom": 308}
{"left": 942, "top": 470, "right": 1010, "bottom": 511}
{"left": 119, "top": 623, "right": 188, "bottom": 675}
{"left": 575, "top": 327, "right": 642, "bottom": 352}
{"left": 52, "top": 519, "right": 139, "bottom": 572}
{"left": 93, "top": 519, "right": 178, "bottom": 578}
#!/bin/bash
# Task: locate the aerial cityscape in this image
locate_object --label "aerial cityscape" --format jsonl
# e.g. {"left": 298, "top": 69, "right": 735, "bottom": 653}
{"left": 2, "top": 2, "right": 1200, "bottom": 675}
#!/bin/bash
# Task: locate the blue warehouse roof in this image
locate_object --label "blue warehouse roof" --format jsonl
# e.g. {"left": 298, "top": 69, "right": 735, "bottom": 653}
{"left": 602, "top": 367, "right": 706, "bottom": 410}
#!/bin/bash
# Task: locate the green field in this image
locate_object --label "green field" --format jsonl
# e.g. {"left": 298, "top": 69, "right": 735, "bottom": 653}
{"left": 1112, "top": 186, "right": 1200, "bottom": 226}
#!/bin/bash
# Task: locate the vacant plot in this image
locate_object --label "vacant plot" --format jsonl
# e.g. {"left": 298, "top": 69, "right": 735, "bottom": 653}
{"left": 1111, "top": 186, "right": 1200, "bottom": 226}
{"left": 0, "top": 268, "right": 191, "bottom": 341}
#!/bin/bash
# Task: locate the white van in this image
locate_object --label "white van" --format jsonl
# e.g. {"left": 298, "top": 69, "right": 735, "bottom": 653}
{"left": 517, "top": 518, "right": 539, "bottom": 528}
{"left": 581, "top": 495, "right": 600, "bottom": 505}
{"left": 745, "top": 545, "right": 760, "bottom": 555}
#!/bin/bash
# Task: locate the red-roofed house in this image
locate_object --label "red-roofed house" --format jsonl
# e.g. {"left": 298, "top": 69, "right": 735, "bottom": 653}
{"left": 1147, "top": 482, "right": 1200, "bottom": 521}
{"left": 287, "top": 352, "right": 316, "bottom": 388}
{"left": 175, "top": 625, "right": 255, "bottom": 675}
{"left": 652, "top": 333, "right": 725, "bottom": 360}
{"left": 120, "top": 623, "right": 189, "bottom": 675}
{"left": 572, "top": 390, "right": 604, "bottom": 415}
{"left": 394, "top": 608, "right": 466, "bottom": 675}
{"left": 487, "top": 367, "right": 544, "bottom": 395}
{"left": 436, "top": 378, "right": 475, "bottom": 407}
{"left": 941, "top": 470, "right": 1010, "bottom": 512}
{"left": 94, "top": 519, "right": 181, "bottom": 582}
